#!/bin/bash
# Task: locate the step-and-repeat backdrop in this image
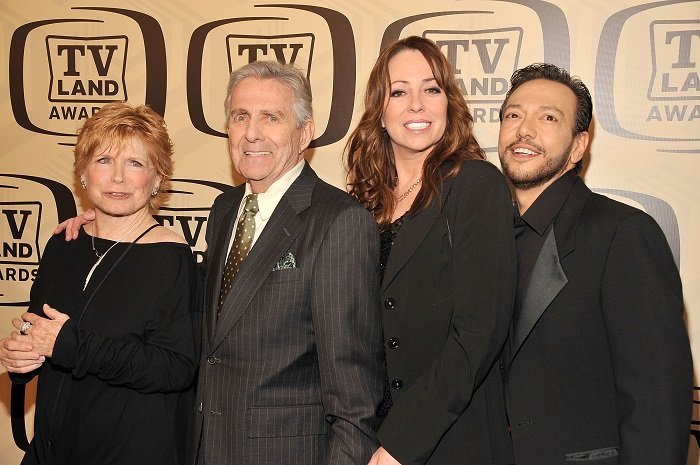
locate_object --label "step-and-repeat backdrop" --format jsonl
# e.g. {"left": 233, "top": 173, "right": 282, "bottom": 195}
{"left": 1, "top": 0, "right": 699, "bottom": 462}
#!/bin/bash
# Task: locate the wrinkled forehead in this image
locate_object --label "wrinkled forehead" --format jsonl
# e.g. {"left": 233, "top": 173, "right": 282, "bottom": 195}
{"left": 230, "top": 78, "right": 294, "bottom": 109}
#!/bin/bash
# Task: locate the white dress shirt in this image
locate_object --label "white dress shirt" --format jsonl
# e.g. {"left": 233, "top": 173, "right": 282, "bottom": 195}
{"left": 225, "top": 160, "right": 305, "bottom": 255}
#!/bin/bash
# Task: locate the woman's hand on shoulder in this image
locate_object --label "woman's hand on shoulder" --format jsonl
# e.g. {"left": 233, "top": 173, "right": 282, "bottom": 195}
{"left": 368, "top": 447, "right": 402, "bottom": 465}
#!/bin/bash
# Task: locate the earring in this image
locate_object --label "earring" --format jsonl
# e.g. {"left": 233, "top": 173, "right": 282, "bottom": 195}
{"left": 151, "top": 187, "right": 159, "bottom": 197}
{"left": 80, "top": 178, "right": 87, "bottom": 190}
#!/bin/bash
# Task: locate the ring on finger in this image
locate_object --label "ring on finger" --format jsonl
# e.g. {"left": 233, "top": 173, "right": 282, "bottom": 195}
{"left": 19, "top": 321, "right": 32, "bottom": 335}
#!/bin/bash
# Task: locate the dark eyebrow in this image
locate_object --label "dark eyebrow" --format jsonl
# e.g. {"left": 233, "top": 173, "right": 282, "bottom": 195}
{"left": 501, "top": 103, "right": 565, "bottom": 117}
{"left": 390, "top": 77, "right": 438, "bottom": 86}
{"left": 538, "top": 105, "right": 565, "bottom": 116}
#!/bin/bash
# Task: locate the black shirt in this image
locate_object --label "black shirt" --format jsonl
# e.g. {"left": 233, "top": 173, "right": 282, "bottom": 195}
{"left": 513, "top": 170, "right": 578, "bottom": 327}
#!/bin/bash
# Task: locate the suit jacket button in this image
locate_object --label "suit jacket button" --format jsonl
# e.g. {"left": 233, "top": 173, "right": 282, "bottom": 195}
{"left": 388, "top": 337, "right": 400, "bottom": 349}
{"left": 207, "top": 356, "right": 217, "bottom": 364}
{"left": 391, "top": 379, "right": 403, "bottom": 390}
{"left": 384, "top": 298, "right": 396, "bottom": 309}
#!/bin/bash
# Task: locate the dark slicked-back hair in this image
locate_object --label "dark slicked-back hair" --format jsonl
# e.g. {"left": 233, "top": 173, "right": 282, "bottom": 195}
{"left": 499, "top": 63, "right": 592, "bottom": 172}
{"left": 500, "top": 63, "right": 592, "bottom": 134}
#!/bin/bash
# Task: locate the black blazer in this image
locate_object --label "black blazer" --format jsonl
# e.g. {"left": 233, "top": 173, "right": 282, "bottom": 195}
{"left": 377, "top": 160, "right": 517, "bottom": 465}
{"left": 504, "top": 177, "right": 692, "bottom": 465}
{"left": 194, "top": 164, "right": 385, "bottom": 465}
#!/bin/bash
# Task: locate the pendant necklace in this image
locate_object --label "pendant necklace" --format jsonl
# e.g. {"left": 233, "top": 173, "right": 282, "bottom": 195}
{"left": 396, "top": 178, "right": 422, "bottom": 203}
{"left": 84, "top": 226, "right": 135, "bottom": 291}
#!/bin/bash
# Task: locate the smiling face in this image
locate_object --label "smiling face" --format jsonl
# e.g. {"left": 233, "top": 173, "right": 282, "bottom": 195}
{"left": 382, "top": 49, "right": 448, "bottom": 162}
{"left": 227, "top": 77, "right": 314, "bottom": 193}
{"left": 83, "top": 136, "right": 161, "bottom": 219}
{"left": 498, "top": 78, "right": 588, "bottom": 197}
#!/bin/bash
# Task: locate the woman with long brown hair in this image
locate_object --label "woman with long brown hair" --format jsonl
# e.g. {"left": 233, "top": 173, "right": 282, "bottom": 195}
{"left": 347, "top": 36, "right": 516, "bottom": 465}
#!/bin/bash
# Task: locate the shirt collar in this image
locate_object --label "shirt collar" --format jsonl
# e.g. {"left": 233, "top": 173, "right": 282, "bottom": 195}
{"left": 518, "top": 169, "right": 578, "bottom": 236}
{"left": 243, "top": 159, "right": 305, "bottom": 222}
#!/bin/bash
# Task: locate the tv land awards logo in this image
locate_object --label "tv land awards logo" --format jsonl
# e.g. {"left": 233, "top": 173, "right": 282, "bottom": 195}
{"left": 379, "top": 1, "right": 570, "bottom": 151}
{"left": 647, "top": 19, "right": 699, "bottom": 121}
{"left": 9, "top": 7, "right": 166, "bottom": 138}
{"left": 426, "top": 28, "right": 523, "bottom": 118}
{"left": 187, "top": 4, "right": 355, "bottom": 148}
{"left": 47, "top": 35, "right": 128, "bottom": 107}
{"left": 595, "top": 1, "right": 699, "bottom": 146}
{"left": 0, "top": 175, "right": 76, "bottom": 306}
{"left": 154, "top": 179, "right": 233, "bottom": 264}
{"left": 226, "top": 34, "right": 315, "bottom": 78}
{"left": 648, "top": 21, "right": 699, "bottom": 101}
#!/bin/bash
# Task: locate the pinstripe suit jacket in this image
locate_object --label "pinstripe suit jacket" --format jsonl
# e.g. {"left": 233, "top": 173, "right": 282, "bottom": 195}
{"left": 194, "top": 163, "right": 385, "bottom": 465}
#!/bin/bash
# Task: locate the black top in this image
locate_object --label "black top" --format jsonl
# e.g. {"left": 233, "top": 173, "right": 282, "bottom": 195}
{"left": 377, "top": 214, "right": 406, "bottom": 421}
{"left": 513, "top": 170, "right": 577, "bottom": 328}
{"left": 12, "top": 228, "right": 201, "bottom": 465}
{"left": 379, "top": 214, "right": 406, "bottom": 282}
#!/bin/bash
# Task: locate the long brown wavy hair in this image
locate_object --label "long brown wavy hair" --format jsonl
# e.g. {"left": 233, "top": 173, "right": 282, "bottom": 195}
{"left": 346, "top": 36, "right": 484, "bottom": 229}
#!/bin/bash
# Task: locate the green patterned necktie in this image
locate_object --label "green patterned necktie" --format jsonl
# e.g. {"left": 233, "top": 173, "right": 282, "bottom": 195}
{"left": 218, "top": 193, "right": 259, "bottom": 310}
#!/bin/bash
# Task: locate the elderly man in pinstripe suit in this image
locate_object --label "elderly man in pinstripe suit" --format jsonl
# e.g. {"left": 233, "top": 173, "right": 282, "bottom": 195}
{"left": 194, "top": 60, "right": 385, "bottom": 465}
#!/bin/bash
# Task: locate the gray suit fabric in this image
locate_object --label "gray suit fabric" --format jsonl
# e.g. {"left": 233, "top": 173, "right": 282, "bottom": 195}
{"left": 194, "top": 163, "right": 384, "bottom": 465}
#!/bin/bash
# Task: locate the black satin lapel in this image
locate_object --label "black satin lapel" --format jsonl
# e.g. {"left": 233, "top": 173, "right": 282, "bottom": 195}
{"left": 212, "top": 200, "right": 303, "bottom": 349}
{"left": 206, "top": 193, "right": 242, "bottom": 346}
{"left": 381, "top": 198, "right": 442, "bottom": 291}
{"left": 511, "top": 228, "right": 568, "bottom": 359}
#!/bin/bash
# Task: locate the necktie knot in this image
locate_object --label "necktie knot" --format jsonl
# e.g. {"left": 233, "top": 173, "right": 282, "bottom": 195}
{"left": 243, "top": 194, "right": 259, "bottom": 214}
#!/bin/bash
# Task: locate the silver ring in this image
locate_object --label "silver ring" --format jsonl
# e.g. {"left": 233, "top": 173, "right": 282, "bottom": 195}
{"left": 19, "top": 321, "right": 32, "bottom": 335}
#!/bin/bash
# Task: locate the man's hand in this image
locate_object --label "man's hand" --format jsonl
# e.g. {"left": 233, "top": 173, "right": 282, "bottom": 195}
{"left": 368, "top": 447, "right": 401, "bottom": 465}
{"left": 54, "top": 208, "right": 95, "bottom": 240}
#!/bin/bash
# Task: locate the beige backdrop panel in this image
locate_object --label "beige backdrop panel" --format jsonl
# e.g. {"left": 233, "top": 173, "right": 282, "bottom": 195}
{"left": 1, "top": 0, "right": 698, "bottom": 463}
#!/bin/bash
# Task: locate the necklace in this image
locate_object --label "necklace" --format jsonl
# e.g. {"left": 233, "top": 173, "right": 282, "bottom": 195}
{"left": 84, "top": 225, "right": 137, "bottom": 291}
{"left": 395, "top": 178, "right": 422, "bottom": 203}
{"left": 92, "top": 233, "right": 119, "bottom": 258}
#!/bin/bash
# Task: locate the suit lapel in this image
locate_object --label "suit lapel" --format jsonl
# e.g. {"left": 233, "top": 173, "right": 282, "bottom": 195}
{"left": 382, "top": 177, "right": 454, "bottom": 291}
{"left": 206, "top": 189, "right": 244, "bottom": 345}
{"left": 510, "top": 228, "right": 567, "bottom": 358}
{"left": 211, "top": 164, "right": 315, "bottom": 350}
{"left": 509, "top": 177, "right": 592, "bottom": 361}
